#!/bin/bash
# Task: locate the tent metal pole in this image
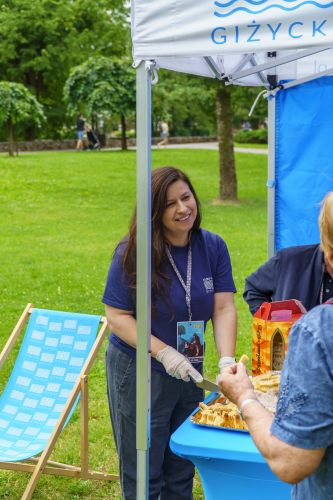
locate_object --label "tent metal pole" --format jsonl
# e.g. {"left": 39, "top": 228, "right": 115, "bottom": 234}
{"left": 203, "top": 56, "right": 224, "bottom": 79}
{"left": 231, "top": 53, "right": 256, "bottom": 74}
{"left": 267, "top": 95, "right": 276, "bottom": 258}
{"left": 227, "top": 46, "right": 333, "bottom": 82}
{"left": 272, "top": 67, "right": 333, "bottom": 93}
{"left": 136, "top": 61, "right": 152, "bottom": 500}
{"left": 249, "top": 56, "right": 268, "bottom": 86}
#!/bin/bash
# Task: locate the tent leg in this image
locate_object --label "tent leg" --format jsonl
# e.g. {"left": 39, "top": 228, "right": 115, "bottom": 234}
{"left": 136, "top": 61, "right": 152, "bottom": 500}
{"left": 268, "top": 95, "right": 276, "bottom": 258}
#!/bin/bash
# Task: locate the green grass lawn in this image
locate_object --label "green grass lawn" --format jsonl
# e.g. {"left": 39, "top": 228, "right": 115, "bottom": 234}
{"left": 0, "top": 148, "right": 268, "bottom": 499}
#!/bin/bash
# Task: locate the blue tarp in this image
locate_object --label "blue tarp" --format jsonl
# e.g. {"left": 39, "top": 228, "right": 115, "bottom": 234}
{"left": 275, "top": 76, "right": 333, "bottom": 251}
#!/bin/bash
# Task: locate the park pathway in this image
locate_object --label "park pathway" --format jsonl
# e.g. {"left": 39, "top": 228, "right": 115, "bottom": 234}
{"left": 140, "top": 142, "right": 268, "bottom": 155}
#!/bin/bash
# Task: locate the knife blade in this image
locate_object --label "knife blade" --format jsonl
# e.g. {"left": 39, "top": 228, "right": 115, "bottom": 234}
{"left": 196, "top": 378, "right": 221, "bottom": 393}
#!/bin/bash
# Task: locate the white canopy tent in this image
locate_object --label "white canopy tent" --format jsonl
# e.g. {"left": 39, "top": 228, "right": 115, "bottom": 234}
{"left": 131, "top": 0, "right": 333, "bottom": 497}
{"left": 132, "top": 0, "right": 333, "bottom": 85}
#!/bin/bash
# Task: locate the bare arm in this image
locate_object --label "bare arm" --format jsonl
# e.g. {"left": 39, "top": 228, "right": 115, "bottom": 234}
{"left": 211, "top": 292, "right": 237, "bottom": 358}
{"left": 105, "top": 305, "right": 166, "bottom": 357}
{"left": 219, "top": 363, "right": 325, "bottom": 484}
{"left": 242, "top": 397, "right": 325, "bottom": 483}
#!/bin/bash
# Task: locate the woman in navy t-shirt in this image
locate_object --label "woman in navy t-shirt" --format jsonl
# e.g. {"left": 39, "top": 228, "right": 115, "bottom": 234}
{"left": 103, "top": 166, "right": 237, "bottom": 499}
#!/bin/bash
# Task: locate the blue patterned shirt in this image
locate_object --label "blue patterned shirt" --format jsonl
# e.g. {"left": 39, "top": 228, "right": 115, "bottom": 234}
{"left": 271, "top": 304, "right": 333, "bottom": 499}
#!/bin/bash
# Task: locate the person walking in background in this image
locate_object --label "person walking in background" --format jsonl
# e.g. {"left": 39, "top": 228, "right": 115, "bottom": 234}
{"left": 103, "top": 166, "right": 237, "bottom": 499}
{"left": 76, "top": 113, "right": 85, "bottom": 151}
{"left": 158, "top": 120, "right": 169, "bottom": 147}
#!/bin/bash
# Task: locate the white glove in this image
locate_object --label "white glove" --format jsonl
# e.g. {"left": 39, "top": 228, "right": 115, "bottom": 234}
{"left": 218, "top": 356, "right": 236, "bottom": 373}
{"left": 156, "top": 346, "right": 203, "bottom": 383}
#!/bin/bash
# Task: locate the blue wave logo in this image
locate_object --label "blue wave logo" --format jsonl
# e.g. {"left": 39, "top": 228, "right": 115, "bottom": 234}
{"left": 214, "top": 0, "right": 333, "bottom": 17}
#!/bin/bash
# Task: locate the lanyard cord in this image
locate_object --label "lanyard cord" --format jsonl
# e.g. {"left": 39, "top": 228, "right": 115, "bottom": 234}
{"left": 166, "top": 243, "right": 192, "bottom": 321}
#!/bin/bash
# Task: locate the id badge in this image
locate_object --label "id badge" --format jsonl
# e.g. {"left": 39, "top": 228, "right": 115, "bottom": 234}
{"left": 177, "top": 320, "right": 204, "bottom": 363}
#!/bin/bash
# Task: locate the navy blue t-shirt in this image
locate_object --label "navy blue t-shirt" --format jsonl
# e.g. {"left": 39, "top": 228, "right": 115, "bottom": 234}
{"left": 102, "top": 229, "right": 236, "bottom": 374}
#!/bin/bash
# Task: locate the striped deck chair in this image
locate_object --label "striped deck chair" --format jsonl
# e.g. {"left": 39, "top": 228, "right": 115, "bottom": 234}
{"left": 0, "top": 304, "right": 118, "bottom": 500}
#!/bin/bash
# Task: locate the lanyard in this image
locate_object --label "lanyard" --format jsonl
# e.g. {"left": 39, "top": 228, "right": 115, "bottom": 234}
{"left": 166, "top": 243, "right": 192, "bottom": 321}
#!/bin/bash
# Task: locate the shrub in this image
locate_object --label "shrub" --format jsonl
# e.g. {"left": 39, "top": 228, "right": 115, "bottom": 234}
{"left": 112, "top": 129, "right": 136, "bottom": 138}
{"left": 234, "top": 128, "right": 268, "bottom": 144}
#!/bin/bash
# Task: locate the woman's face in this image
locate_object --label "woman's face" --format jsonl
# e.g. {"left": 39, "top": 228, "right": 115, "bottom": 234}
{"left": 162, "top": 180, "right": 197, "bottom": 245}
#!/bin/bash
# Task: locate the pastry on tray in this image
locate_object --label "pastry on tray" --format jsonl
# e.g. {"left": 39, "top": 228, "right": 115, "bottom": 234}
{"left": 192, "top": 371, "right": 281, "bottom": 430}
{"left": 252, "top": 371, "right": 280, "bottom": 393}
{"left": 192, "top": 399, "right": 248, "bottom": 430}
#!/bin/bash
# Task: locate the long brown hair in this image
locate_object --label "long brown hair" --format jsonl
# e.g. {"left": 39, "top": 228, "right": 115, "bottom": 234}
{"left": 121, "top": 166, "right": 201, "bottom": 298}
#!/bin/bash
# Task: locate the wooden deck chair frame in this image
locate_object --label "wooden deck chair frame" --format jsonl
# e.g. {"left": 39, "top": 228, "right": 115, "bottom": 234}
{"left": 0, "top": 303, "right": 118, "bottom": 500}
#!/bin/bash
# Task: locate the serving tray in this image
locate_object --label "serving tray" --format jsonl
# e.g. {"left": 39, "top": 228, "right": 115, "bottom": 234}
{"left": 190, "top": 394, "right": 249, "bottom": 433}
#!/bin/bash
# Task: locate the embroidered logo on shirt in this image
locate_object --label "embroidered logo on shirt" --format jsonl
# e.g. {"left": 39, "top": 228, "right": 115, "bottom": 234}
{"left": 203, "top": 277, "right": 214, "bottom": 293}
{"left": 274, "top": 375, "right": 308, "bottom": 423}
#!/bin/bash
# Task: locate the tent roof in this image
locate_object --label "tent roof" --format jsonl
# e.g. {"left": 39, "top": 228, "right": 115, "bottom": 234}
{"left": 131, "top": 0, "right": 333, "bottom": 86}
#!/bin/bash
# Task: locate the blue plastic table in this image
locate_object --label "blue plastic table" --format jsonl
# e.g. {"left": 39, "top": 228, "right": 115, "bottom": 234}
{"left": 170, "top": 394, "right": 292, "bottom": 500}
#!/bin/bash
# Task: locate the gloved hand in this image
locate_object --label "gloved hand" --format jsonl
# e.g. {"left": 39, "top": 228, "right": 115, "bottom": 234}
{"left": 216, "top": 356, "right": 236, "bottom": 386}
{"left": 156, "top": 346, "right": 203, "bottom": 383}
{"left": 218, "top": 356, "right": 236, "bottom": 373}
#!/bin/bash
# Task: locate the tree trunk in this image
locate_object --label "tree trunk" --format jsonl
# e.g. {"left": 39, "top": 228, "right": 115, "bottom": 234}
{"left": 216, "top": 85, "right": 237, "bottom": 201}
{"left": 24, "top": 71, "right": 44, "bottom": 140}
{"left": 120, "top": 114, "right": 127, "bottom": 150}
{"left": 25, "top": 124, "right": 37, "bottom": 141}
{"left": 7, "top": 120, "right": 15, "bottom": 157}
{"left": 91, "top": 113, "right": 97, "bottom": 131}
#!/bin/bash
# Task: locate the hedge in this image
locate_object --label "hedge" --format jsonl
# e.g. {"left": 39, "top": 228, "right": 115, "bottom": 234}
{"left": 234, "top": 128, "right": 268, "bottom": 144}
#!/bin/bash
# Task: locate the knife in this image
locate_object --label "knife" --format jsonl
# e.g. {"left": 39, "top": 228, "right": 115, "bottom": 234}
{"left": 196, "top": 377, "right": 221, "bottom": 393}
{"left": 195, "top": 356, "right": 249, "bottom": 393}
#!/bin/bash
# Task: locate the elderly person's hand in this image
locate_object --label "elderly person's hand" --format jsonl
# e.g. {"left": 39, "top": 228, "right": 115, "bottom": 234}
{"left": 218, "top": 362, "right": 256, "bottom": 407}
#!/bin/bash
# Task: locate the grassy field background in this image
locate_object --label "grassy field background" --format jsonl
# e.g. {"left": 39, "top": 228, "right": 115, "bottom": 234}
{"left": 0, "top": 148, "right": 268, "bottom": 498}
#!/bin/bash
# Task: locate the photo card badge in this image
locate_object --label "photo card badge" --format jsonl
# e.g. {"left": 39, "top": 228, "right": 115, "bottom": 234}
{"left": 177, "top": 320, "right": 204, "bottom": 363}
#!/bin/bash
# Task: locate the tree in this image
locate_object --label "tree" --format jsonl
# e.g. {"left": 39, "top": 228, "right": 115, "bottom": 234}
{"left": 152, "top": 71, "right": 216, "bottom": 137}
{"left": 216, "top": 84, "right": 237, "bottom": 201}
{"left": 214, "top": 84, "right": 268, "bottom": 201}
{"left": 0, "top": 0, "right": 129, "bottom": 138}
{"left": 153, "top": 72, "right": 238, "bottom": 201}
{"left": 0, "top": 82, "right": 45, "bottom": 156}
{"left": 64, "top": 57, "right": 136, "bottom": 149}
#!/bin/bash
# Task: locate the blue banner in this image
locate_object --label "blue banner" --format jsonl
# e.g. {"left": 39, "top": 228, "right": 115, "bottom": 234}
{"left": 275, "top": 76, "right": 333, "bottom": 250}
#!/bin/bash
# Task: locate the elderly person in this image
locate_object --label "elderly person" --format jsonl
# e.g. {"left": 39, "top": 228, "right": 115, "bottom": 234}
{"left": 244, "top": 192, "right": 333, "bottom": 314}
{"left": 219, "top": 302, "right": 333, "bottom": 499}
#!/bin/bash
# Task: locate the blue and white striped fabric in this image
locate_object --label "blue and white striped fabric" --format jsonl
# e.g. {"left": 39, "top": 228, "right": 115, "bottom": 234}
{"left": 0, "top": 308, "right": 100, "bottom": 462}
